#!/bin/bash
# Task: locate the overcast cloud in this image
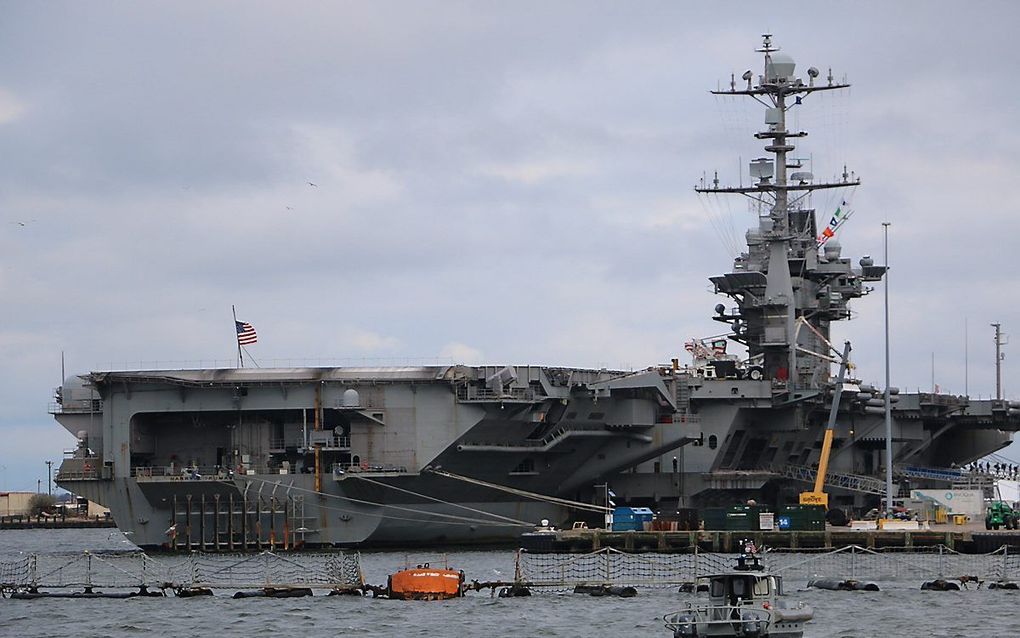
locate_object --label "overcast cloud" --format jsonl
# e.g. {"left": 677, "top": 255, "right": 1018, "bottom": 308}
{"left": 2, "top": 1, "right": 1019, "bottom": 491}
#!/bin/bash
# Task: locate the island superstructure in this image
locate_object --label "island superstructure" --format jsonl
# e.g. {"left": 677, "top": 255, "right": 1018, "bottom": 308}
{"left": 53, "top": 36, "right": 1020, "bottom": 549}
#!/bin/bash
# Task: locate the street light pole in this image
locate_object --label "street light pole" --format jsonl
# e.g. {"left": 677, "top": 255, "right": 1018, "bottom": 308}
{"left": 883, "top": 222, "right": 894, "bottom": 516}
{"left": 46, "top": 460, "right": 53, "bottom": 496}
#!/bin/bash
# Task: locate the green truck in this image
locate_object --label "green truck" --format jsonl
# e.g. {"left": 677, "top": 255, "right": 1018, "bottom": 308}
{"left": 985, "top": 501, "right": 1017, "bottom": 530}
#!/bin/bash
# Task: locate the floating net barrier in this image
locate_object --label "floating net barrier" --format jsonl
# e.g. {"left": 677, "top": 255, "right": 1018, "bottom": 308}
{"left": 180, "top": 551, "right": 363, "bottom": 589}
{"left": 514, "top": 545, "right": 1020, "bottom": 592}
{"left": 0, "top": 550, "right": 362, "bottom": 591}
{"left": 0, "top": 556, "right": 32, "bottom": 589}
{"left": 765, "top": 545, "right": 1020, "bottom": 583}
{"left": 514, "top": 547, "right": 732, "bottom": 591}
{"left": 0, "top": 552, "right": 171, "bottom": 590}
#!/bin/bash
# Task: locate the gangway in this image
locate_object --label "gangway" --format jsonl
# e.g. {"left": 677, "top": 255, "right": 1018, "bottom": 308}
{"left": 777, "top": 464, "right": 889, "bottom": 496}
{"left": 896, "top": 466, "right": 966, "bottom": 483}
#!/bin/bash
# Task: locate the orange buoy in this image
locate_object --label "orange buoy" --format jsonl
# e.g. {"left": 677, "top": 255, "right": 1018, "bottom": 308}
{"left": 387, "top": 564, "right": 464, "bottom": 601}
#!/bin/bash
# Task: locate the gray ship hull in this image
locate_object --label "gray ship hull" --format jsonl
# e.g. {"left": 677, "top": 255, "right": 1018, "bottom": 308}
{"left": 53, "top": 363, "right": 1019, "bottom": 549}
{"left": 51, "top": 38, "right": 1020, "bottom": 546}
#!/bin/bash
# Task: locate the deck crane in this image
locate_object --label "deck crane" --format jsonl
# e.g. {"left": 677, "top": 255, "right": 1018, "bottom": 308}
{"left": 799, "top": 341, "right": 852, "bottom": 508}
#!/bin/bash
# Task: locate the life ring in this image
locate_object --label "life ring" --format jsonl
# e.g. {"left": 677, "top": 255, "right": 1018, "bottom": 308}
{"left": 360, "top": 460, "right": 369, "bottom": 471}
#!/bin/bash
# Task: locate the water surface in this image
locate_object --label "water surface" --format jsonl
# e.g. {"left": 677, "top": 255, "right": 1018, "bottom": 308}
{"left": 0, "top": 529, "right": 1006, "bottom": 637}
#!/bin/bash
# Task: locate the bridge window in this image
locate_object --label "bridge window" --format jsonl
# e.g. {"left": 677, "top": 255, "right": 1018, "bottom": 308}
{"left": 708, "top": 435, "right": 718, "bottom": 450}
{"left": 710, "top": 578, "right": 725, "bottom": 598}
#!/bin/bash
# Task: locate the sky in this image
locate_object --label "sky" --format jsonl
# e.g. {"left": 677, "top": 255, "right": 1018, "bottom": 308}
{"left": 2, "top": 1, "right": 1019, "bottom": 492}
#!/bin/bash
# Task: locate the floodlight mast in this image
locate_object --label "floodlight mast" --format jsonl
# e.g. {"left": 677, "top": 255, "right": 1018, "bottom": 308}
{"left": 696, "top": 34, "right": 859, "bottom": 392}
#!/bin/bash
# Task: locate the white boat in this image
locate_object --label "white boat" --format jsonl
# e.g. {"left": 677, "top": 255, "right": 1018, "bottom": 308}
{"left": 664, "top": 544, "right": 813, "bottom": 637}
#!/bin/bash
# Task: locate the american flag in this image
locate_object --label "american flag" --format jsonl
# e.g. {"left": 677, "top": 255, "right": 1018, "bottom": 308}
{"left": 235, "top": 320, "right": 258, "bottom": 345}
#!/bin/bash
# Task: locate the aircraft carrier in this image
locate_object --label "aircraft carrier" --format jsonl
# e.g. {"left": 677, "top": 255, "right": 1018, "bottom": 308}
{"left": 53, "top": 36, "right": 1020, "bottom": 549}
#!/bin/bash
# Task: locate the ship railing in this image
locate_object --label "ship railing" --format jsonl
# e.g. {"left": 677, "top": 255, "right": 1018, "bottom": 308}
{"left": 308, "top": 433, "right": 351, "bottom": 449}
{"left": 62, "top": 445, "right": 102, "bottom": 459}
{"left": 270, "top": 435, "right": 352, "bottom": 451}
{"left": 917, "top": 392, "right": 966, "bottom": 406}
{"left": 897, "top": 465, "right": 966, "bottom": 482}
{"left": 269, "top": 438, "right": 287, "bottom": 450}
{"left": 132, "top": 465, "right": 236, "bottom": 481}
{"left": 91, "top": 356, "right": 454, "bottom": 371}
{"left": 459, "top": 423, "right": 611, "bottom": 450}
{"left": 456, "top": 385, "right": 542, "bottom": 402}
{"left": 55, "top": 457, "right": 101, "bottom": 481}
{"left": 332, "top": 462, "right": 408, "bottom": 476}
{"left": 664, "top": 604, "right": 774, "bottom": 629}
{"left": 48, "top": 398, "right": 103, "bottom": 415}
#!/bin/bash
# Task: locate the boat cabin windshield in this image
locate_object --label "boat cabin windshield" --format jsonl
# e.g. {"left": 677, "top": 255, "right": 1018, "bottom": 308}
{"left": 708, "top": 575, "right": 774, "bottom": 605}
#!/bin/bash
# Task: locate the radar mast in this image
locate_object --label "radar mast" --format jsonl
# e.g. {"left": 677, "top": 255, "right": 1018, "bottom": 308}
{"left": 699, "top": 35, "right": 882, "bottom": 395}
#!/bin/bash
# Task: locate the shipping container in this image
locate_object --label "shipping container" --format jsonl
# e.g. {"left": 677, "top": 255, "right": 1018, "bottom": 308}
{"left": 702, "top": 505, "right": 771, "bottom": 531}
{"left": 776, "top": 505, "right": 825, "bottom": 531}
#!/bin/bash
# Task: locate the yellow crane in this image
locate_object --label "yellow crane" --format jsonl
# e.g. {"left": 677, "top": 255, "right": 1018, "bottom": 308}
{"left": 799, "top": 341, "right": 852, "bottom": 508}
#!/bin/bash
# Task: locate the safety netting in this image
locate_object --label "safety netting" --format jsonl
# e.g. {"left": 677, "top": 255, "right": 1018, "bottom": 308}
{"left": 0, "top": 550, "right": 363, "bottom": 590}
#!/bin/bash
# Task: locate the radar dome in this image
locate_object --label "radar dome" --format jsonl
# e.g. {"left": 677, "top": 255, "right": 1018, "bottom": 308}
{"left": 61, "top": 375, "right": 91, "bottom": 402}
{"left": 342, "top": 388, "right": 360, "bottom": 407}
{"left": 823, "top": 241, "right": 842, "bottom": 260}
{"left": 766, "top": 53, "right": 796, "bottom": 81}
{"left": 860, "top": 255, "right": 874, "bottom": 267}
{"left": 715, "top": 303, "right": 726, "bottom": 315}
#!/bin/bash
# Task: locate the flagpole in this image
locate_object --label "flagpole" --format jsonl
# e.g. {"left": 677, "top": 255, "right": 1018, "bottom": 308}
{"left": 232, "top": 305, "right": 243, "bottom": 368}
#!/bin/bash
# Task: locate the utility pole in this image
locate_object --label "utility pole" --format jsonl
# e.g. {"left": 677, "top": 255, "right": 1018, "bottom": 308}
{"left": 46, "top": 460, "right": 53, "bottom": 496}
{"left": 992, "top": 323, "right": 1005, "bottom": 400}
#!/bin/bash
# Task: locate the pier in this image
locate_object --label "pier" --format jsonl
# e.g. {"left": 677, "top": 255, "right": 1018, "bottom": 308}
{"left": 0, "top": 515, "right": 116, "bottom": 530}
{"left": 521, "top": 527, "right": 1020, "bottom": 554}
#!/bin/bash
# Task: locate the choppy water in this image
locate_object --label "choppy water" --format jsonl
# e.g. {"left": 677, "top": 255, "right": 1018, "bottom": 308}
{"left": 0, "top": 529, "right": 1010, "bottom": 637}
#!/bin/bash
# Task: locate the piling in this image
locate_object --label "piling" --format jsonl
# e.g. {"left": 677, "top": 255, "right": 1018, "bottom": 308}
{"left": 170, "top": 496, "right": 178, "bottom": 551}
{"left": 200, "top": 494, "right": 207, "bottom": 551}
{"left": 241, "top": 496, "right": 249, "bottom": 551}
{"left": 269, "top": 496, "right": 277, "bottom": 550}
{"left": 186, "top": 495, "right": 193, "bottom": 551}
{"left": 213, "top": 494, "right": 220, "bottom": 551}
{"left": 228, "top": 494, "right": 235, "bottom": 551}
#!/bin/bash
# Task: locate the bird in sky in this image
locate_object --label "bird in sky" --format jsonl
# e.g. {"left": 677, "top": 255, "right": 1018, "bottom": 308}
{"left": 307, "top": 181, "right": 318, "bottom": 187}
